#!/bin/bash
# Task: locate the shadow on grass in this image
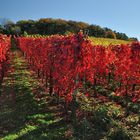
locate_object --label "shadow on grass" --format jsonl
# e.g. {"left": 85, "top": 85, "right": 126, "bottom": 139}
{"left": 0, "top": 50, "right": 68, "bottom": 140}
{"left": 13, "top": 117, "right": 69, "bottom": 140}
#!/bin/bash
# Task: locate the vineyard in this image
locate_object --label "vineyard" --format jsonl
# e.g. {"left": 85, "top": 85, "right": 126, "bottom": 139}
{"left": 0, "top": 35, "right": 11, "bottom": 87}
{"left": 0, "top": 33, "right": 140, "bottom": 140}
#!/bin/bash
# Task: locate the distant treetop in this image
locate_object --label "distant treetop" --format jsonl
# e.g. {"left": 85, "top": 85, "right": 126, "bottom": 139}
{"left": 0, "top": 18, "right": 138, "bottom": 41}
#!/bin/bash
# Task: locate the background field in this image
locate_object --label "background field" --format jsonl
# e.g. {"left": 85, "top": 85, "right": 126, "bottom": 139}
{"left": 90, "top": 37, "right": 131, "bottom": 46}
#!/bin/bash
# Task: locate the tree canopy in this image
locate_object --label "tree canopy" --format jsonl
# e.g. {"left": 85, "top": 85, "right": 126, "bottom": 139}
{"left": 0, "top": 18, "right": 138, "bottom": 41}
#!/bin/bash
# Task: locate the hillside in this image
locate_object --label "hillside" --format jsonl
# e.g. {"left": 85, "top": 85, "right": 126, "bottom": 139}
{"left": 0, "top": 18, "right": 138, "bottom": 41}
{"left": 0, "top": 33, "right": 140, "bottom": 140}
{"left": 90, "top": 37, "right": 131, "bottom": 46}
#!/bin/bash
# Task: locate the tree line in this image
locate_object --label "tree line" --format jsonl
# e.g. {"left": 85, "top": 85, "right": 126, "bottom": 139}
{"left": 0, "top": 18, "right": 138, "bottom": 41}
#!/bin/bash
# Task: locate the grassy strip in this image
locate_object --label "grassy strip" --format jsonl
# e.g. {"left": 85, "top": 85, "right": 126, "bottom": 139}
{"left": 1, "top": 50, "right": 68, "bottom": 140}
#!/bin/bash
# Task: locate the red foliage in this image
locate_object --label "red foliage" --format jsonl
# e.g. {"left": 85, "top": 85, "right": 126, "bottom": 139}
{"left": 15, "top": 33, "right": 140, "bottom": 103}
{"left": 0, "top": 34, "right": 11, "bottom": 82}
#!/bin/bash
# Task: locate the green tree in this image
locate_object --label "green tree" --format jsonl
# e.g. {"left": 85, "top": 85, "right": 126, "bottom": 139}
{"left": 0, "top": 25, "right": 4, "bottom": 33}
{"left": 88, "top": 25, "right": 105, "bottom": 37}
{"left": 17, "top": 20, "right": 37, "bottom": 34}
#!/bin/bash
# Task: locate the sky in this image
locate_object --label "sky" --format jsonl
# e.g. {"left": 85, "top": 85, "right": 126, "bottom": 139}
{"left": 0, "top": 0, "right": 140, "bottom": 40}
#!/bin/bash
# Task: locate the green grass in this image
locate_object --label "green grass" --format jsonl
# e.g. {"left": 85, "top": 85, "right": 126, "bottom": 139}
{"left": 90, "top": 37, "right": 131, "bottom": 46}
{"left": 0, "top": 50, "right": 68, "bottom": 140}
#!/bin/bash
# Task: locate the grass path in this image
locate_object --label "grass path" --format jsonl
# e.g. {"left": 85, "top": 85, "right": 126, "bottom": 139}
{"left": 0, "top": 49, "right": 68, "bottom": 140}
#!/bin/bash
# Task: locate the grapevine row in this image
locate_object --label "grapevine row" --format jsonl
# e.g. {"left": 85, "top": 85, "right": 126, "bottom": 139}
{"left": 15, "top": 32, "right": 140, "bottom": 104}
{"left": 0, "top": 34, "right": 11, "bottom": 85}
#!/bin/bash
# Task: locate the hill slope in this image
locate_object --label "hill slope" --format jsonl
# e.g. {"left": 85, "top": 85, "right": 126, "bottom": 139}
{"left": 90, "top": 37, "right": 131, "bottom": 46}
